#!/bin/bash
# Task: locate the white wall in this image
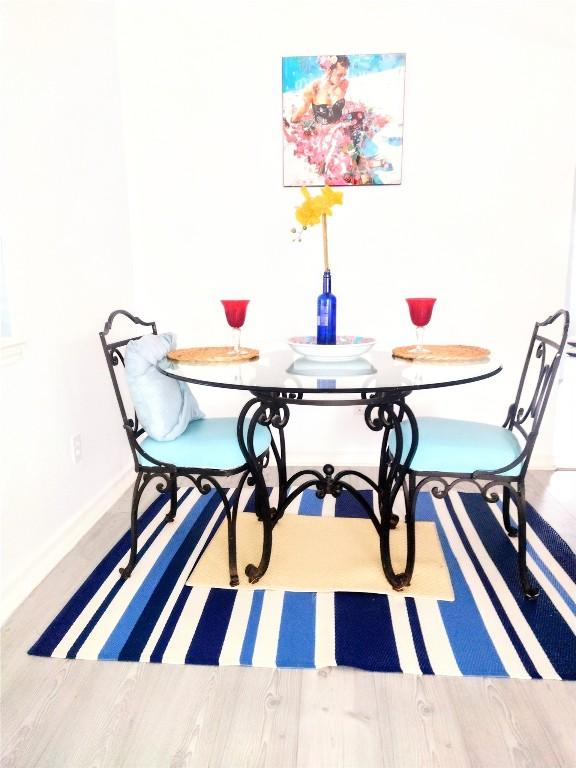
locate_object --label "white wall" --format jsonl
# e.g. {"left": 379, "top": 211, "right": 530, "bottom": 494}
{"left": 1, "top": 0, "right": 574, "bottom": 621}
{"left": 554, "top": 171, "right": 576, "bottom": 467}
{"left": 0, "top": 1, "right": 134, "bottom": 621}
{"left": 115, "top": 0, "right": 575, "bottom": 466}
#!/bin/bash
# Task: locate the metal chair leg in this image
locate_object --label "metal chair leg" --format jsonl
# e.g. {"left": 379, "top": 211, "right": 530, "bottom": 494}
{"left": 227, "top": 474, "right": 249, "bottom": 588}
{"left": 227, "top": 515, "right": 239, "bottom": 588}
{"left": 502, "top": 485, "right": 518, "bottom": 537}
{"left": 402, "top": 476, "right": 410, "bottom": 524}
{"left": 401, "top": 473, "right": 417, "bottom": 587}
{"left": 516, "top": 485, "right": 540, "bottom": 599}
{"left": 165, "top": 472, "right": 177, "bottom": 522}
{"left": 119, "top": 471, "right": 144, "bottom": 580}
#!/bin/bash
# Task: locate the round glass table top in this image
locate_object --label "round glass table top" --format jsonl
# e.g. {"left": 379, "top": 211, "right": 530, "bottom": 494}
{"left": 162, "top": 349, "right": 502, "bottom": 394}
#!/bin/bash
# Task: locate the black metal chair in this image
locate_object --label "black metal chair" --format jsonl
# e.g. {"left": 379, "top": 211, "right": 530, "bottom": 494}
{"left": 392, "top": 309, "right": 570, "bottom": 598}
{"left": 100, "top": 309, "right": 271, "bottom": 585}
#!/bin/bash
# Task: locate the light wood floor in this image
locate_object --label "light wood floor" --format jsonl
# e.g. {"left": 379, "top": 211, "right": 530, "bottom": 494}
{"left": 1, "top": 471, "right": 575, "bottom": 768}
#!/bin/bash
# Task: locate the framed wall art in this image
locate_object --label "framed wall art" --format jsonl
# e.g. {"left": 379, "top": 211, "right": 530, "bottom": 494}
{"left": 282, "top": 53, "right": 406, "bottom": 187}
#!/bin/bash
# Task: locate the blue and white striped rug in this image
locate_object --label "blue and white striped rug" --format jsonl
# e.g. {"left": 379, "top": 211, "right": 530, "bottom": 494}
{"left": 29, "top": 486, "right": 576, "bottom": 679}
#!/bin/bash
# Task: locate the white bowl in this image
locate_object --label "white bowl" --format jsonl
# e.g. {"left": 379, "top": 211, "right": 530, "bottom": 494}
{"left": 287, "top": 335, "right": 376, "bottom": 362}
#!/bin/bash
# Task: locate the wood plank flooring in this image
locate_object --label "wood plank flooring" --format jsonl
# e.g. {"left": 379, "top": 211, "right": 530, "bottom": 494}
{"left": 1, "top": 470, "right": 575, "bottom": 768}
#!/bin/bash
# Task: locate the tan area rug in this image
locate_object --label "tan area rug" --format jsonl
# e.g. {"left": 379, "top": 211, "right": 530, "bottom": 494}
{"left": 187, "top": 513, "right": 454, "bottom": 600}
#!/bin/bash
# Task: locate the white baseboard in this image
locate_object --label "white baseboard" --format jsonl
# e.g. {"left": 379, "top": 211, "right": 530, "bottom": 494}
{"left": 288, "top": 452, "right": 558, "bottom": 470}
{"left": 1, "top": 464, "right": 134, "bottom": 626}
{"left": 287, "top": 452, "right": 382, "bottom": 468}
{"left": 526, "top": 454, "right": 556, "bottom": 470}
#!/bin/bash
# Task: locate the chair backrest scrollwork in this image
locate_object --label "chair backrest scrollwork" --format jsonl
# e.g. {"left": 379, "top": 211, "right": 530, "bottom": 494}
{"left": 503, "top": 309, "right": 570, "bottom": 476}
{"left": 99, "top": 309, "right": 157, "bottom": 469}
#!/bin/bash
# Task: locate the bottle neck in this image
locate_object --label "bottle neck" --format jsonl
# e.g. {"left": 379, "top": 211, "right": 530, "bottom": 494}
{"left": 323, "top": 270, "right": 332, "bottom": 293}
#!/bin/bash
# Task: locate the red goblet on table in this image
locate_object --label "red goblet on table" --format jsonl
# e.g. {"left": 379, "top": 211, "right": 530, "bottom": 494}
{"left": 221, "top": 299, "right": 250, "bottom": 355}
{"left": 406, "top": 297, "right": 436, "bottom": 355}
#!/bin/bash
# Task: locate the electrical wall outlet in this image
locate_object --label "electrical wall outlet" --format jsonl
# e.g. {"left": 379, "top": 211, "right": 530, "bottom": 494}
{"left": 71, "top": 433, "right": 82, "bottom": 463}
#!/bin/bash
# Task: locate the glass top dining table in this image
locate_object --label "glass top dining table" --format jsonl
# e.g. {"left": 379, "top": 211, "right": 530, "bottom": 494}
{"left": 163, "top": 348, "right": 501, "bottom": 395}
{"left": 161, "top": 348, "right": 502, "bottom": 590}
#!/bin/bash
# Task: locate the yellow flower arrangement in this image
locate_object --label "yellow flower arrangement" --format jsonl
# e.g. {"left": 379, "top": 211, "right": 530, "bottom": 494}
{"left": 293, "top": 185, "right": 343, "bottom": 271}
{"left": 295, "top": 185, "right": 343, "bottom": 227}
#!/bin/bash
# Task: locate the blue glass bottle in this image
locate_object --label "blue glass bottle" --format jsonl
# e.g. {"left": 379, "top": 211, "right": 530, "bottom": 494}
{"left": 317, "top": 270, "right": 337, "bottom": 344}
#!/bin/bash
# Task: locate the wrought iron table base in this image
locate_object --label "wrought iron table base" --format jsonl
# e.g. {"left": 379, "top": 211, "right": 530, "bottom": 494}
{"left": 237, "top": 390, "right": 419, "bottom": 591}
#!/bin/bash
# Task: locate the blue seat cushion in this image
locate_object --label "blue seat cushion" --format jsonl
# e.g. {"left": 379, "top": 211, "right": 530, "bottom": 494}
{"left": 139, "top": 417, "right": 271, "bottom": 471}
{"left": 389, "top": 417, "right": 523, "bottom": 474}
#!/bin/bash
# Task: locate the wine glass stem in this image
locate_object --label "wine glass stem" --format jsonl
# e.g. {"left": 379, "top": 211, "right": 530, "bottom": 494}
{"left": 415, "top": 326, "right": 425, "bottom": 352}
{"left": 235, "top": 327, "right": 241, "bottom": 354}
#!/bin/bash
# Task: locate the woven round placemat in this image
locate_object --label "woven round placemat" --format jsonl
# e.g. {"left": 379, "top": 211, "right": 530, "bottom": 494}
{"left": 392, "top": 344, "right": 490, "bottom": 362}
{"left": 167, "top": 346, "right": 259, "bottom": 364}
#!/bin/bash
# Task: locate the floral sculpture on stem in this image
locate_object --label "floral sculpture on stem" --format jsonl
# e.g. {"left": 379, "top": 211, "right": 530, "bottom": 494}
{"left": 292, "top": 185, "right": 343, "bottom": 270}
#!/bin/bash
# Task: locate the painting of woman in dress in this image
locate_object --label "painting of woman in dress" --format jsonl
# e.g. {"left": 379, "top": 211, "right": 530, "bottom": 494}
{"left": 282, "top": 54, "right": 406, "bottom": 187}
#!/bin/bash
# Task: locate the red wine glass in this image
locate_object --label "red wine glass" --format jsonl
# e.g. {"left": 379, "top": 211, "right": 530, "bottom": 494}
{"left": 406, "top": 298, "right": 436, "bottom": 355}
{"left": 221, "top": 300, "right": 250, "bottom": 354}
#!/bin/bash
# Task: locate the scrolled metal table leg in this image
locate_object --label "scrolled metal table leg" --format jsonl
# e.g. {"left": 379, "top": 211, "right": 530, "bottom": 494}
{"left": 237, "top": 393, "right": 290, "bottom": 584}
{"left": 226, "top": 469, "right": 249, "bottom": 587}
{"left": 364, "top": 394, "right": 419, "bottom": 590}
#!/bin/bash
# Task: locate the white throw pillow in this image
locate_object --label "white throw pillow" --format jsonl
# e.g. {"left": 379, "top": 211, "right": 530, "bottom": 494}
{"left": 125, "top": 333, "right": 203, "bottom": 441}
